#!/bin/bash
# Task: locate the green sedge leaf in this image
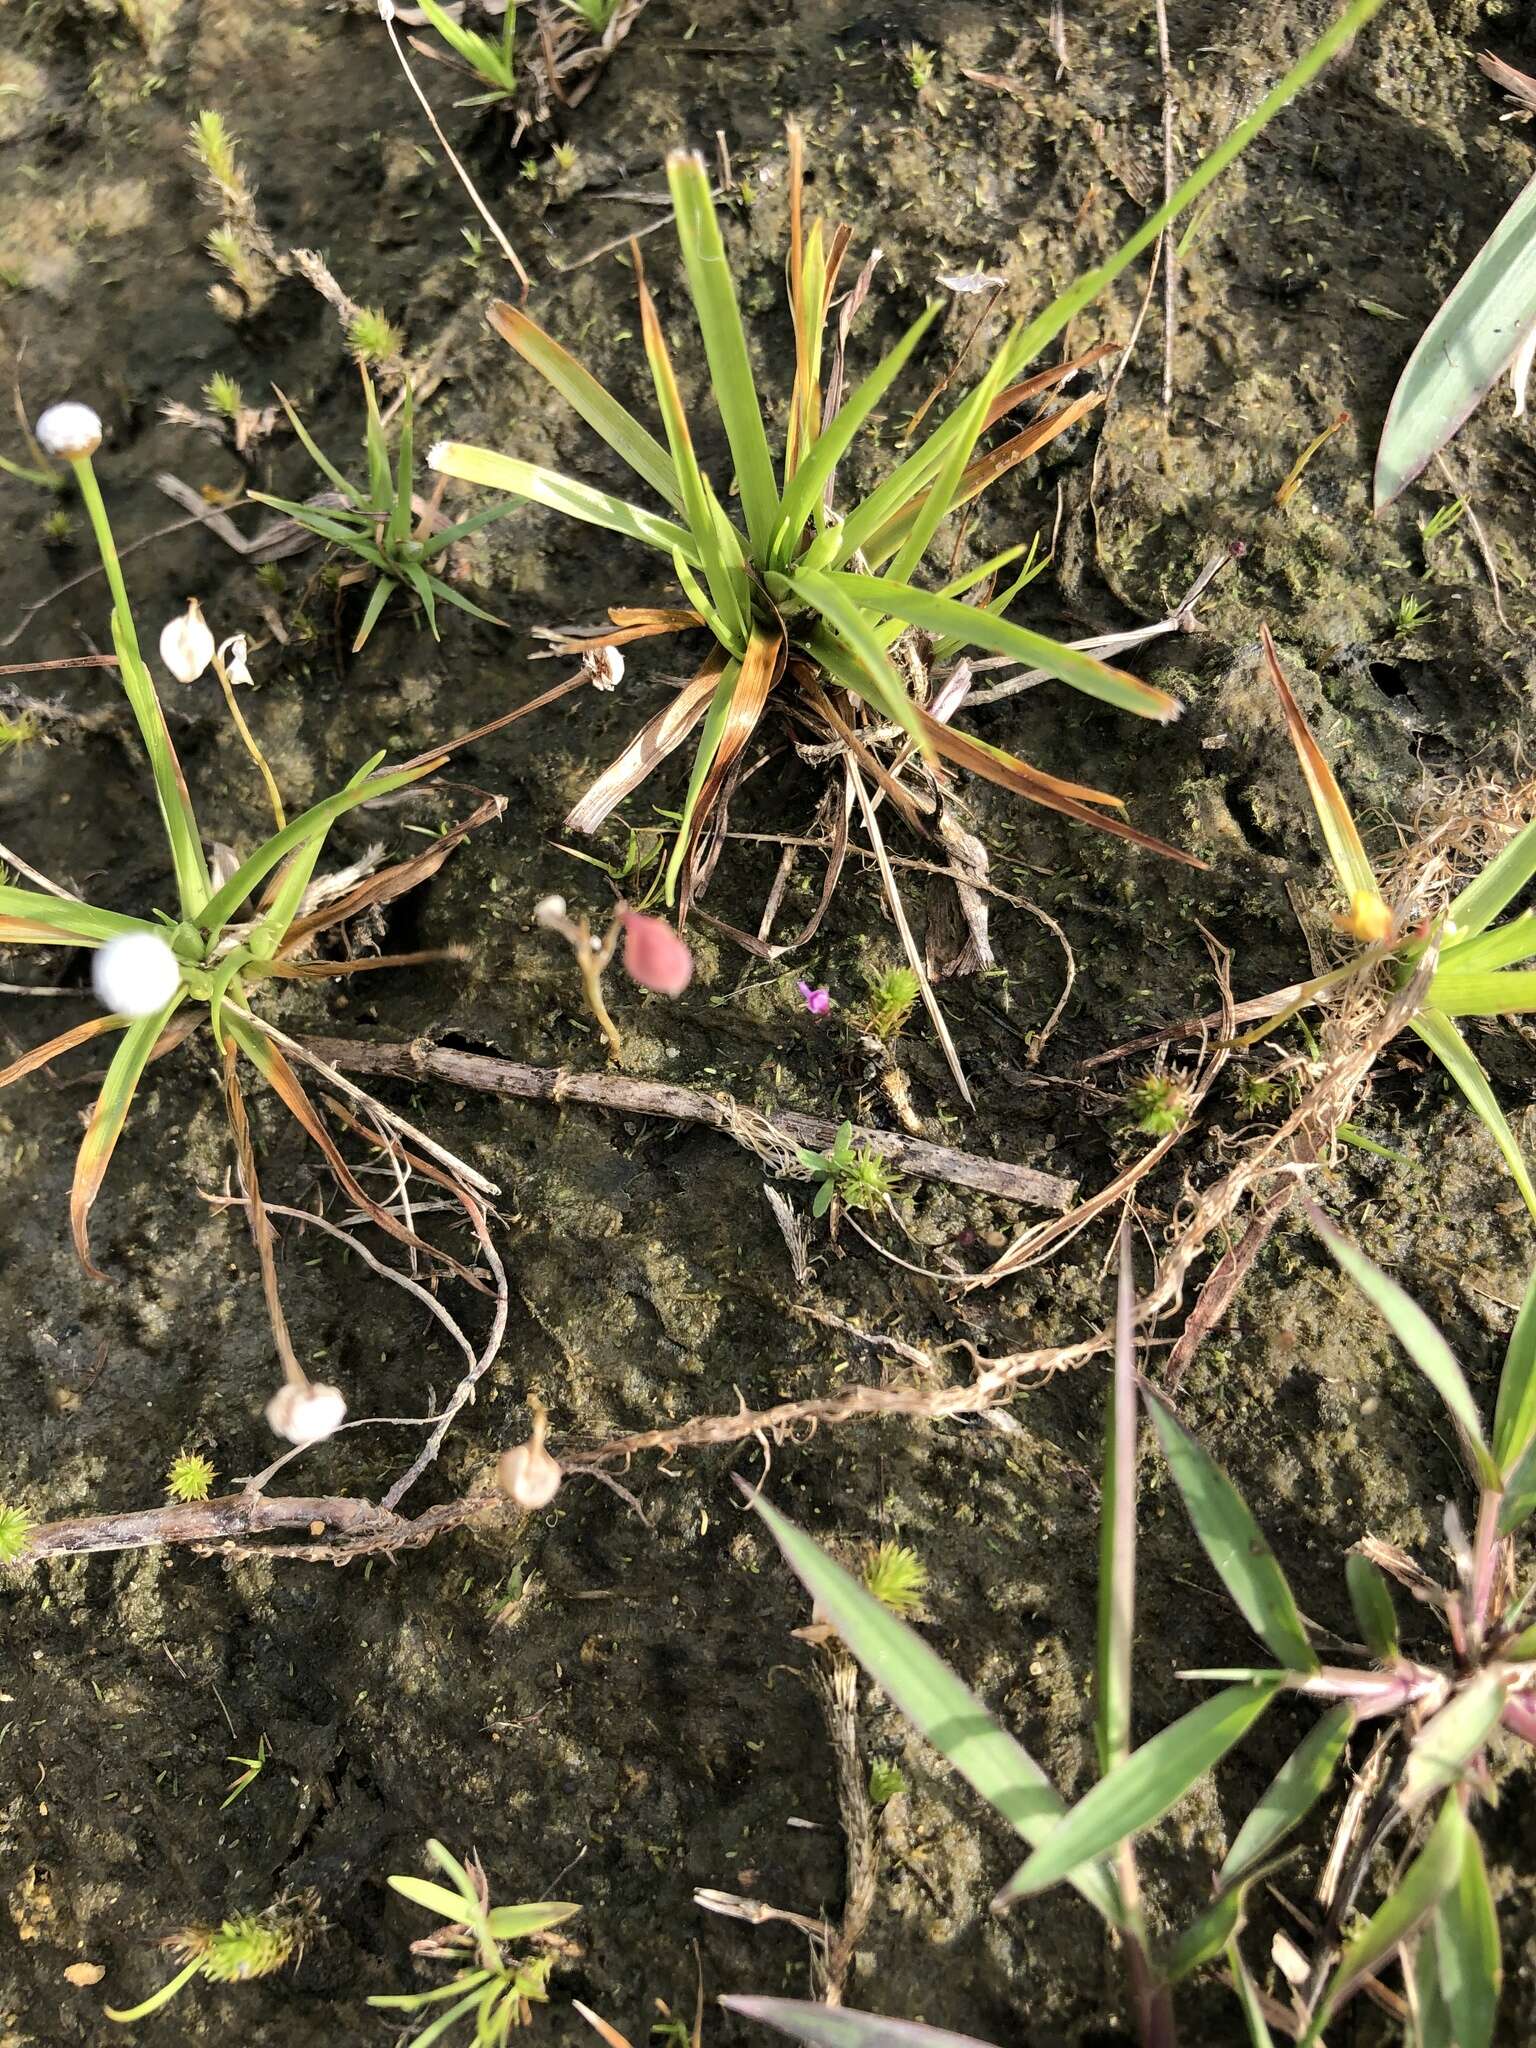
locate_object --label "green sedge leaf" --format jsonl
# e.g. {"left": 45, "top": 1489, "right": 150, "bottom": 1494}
{"left": 387, "top": 380, "right": 415, "bottom": 547}
{"left": 1411, "top": 1008, "right": 1536, "bottom": 1219}
{"left": 1345, "top": 1553, "right": 1400, "bottom": 1660}
{"left": 747, "top": 1492, "right": 1123, "bottom": 1927}
{"left": 996, "top": 1681, "right": 1283, "bottom": 1906}
{"left": 884, "top": 350, "right": 1014, "bottom": 587}
{"left": 1444, "top": 816, "right": 1536, "bottom": 942}
{"left": 1306, "top": 1795, "right": 1466, "bottom": 2043}
{"left": 1375, "top": 168, "right": 1536, "bottom": 510}
{"left": 665, "top": 152, "right": 780, "bottom": 556}
{"left": 0, "top": 887, "right": 156, "bottom": 943}
{"left": 71, "top": 998, "right": 183, "bottom": 1279}
{"left": 1096, "top": 1229, "right": 1138, "bottom": 1776}
{"left": 1434, "top": 1823, "right": 1500, "bottom": 2048}
{"left": 772, "top": 302, "right": 942, "bottom": 565}
{"left": 482, "top": 1903, "right": 581, "bottom": 1941}
{"left": 1423, "top": 967, "right": 1536, "bottom": 1017}
{"left": 1310, "top": 1198, "right": 1502, "bottom": 1484}
{"left": 661, "top": 656, "right": 740, "bottom": 904}
{"left": 1219, "top": 1703, "right": 1353, "bottom": 1887}
{"left": 720, "top": 1998, "right": 1003, "bottom": 2048}
{"left": 830, "top": 572, "right": 1181, "bottom": 722}
{"left": 352, "top": 576, "right": 396, "bottom": 651}
{"left": 792, "top": 572, "right": 927, "bottom": 749}
{"left": 1163, "top": 1883, "right": 1250, "bottom": 1987}
{"left": 1144, "top": 1392, "right": 1317, "bottom": 1673}
{"left": 1437, "top": 909, "right": 1536, "bottom": 975}
{"left": 426, "top": 443, "right": 699, "bottom": 563}
{"left": 1414, "top": 1927, "right": 1457, "bottom": 2048}
{"left": 487, "top": 300, "right": 681, "bottom": 507}
{"left": 1498, "top": 1430, "right": 1536, "bottom": 1537}
{"left": 1228, "top": 1939, "right": 1276, "bottom": 2048}
{"left": 387, "top": 1876, "right": 478, "bottom": 1923}
{"left": 271, "top": 386, "right": 364, "bottom": 503}
{"left": 418, "top": 496, "right": 523, "bottom": 556}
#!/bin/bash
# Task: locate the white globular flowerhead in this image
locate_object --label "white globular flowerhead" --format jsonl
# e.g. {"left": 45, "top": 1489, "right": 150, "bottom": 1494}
{"left": 92, "top": 932, "right": 182, "bottom": 1018}
{"left": 159, "top": 598, "right": 216, "bottom": 684}
{"left": 581, "top": 645, "right": 624, "bottom": 693}
{"left": 35, "top": 402, "right": 103, "bottom": 462}
{"left": 533, "top": 894, "right": 567, "bottom": 928}
{"left": 497, "top": 1402, "right": 561, "bottom": 1510}
{"left": 266, "top": 1381, "right": 348, "bottom": 1445}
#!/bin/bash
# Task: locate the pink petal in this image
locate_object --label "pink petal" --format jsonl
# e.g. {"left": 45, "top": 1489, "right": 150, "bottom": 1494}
{"left": 621, "top": 912, "right": 693, "bottom": 996}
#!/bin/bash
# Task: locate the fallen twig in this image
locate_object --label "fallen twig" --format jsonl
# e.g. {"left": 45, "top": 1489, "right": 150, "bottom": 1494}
{"left": 296, "top": 1033, "right": 1077, "bottom": 1210}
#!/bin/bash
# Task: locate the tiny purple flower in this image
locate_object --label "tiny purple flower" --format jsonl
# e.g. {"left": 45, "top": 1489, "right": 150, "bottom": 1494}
{"left": 796, "top": 979, "right": 832, "bottom": 1017}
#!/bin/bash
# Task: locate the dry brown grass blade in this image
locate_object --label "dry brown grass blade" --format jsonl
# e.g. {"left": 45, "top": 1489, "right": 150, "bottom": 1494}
{"left": 0, "top": 1012, "right": 122, "bottom": 1091}
{"left": 572, "top": 2002, "right": 635, "bottom": 2048}
{"left": 278, "top": 795, "right": 504, "bottom": 950}
{"left": 222, "top": 1041, "right": 305, "bottom": 1386}
{"left": 0, "top": 916, "right": 88, "bottom": 945}
{"left": 920, "top": 711, "right": 1209, "bottom": 868}
{"left": 565, "top": 652, "right": 724, "bottom": 834}
{"left": 983, "top": 342, "right": 1119, "bottom": 429}
{"left": 1259, "top": 622, "right": 1377, "bottom": 900}
{"left": 796, "top": 677, "right": 933, "bottom": 837}
{"left": 689, "top": 623, "right": 785, "bottom": 839}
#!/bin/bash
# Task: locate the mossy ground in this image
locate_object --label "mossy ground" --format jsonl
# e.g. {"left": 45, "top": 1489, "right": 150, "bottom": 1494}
{"left": 2, "top": 0, "right": 1536, "bottom": 2041}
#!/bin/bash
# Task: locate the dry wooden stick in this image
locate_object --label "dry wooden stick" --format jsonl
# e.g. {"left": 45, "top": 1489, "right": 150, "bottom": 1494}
{"left": 296, "top": 1033, "right": 1076, "bottom": 1210}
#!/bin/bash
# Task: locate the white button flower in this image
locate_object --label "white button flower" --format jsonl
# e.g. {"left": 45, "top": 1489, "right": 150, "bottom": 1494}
{"left": 265, "top": 1382, "right": 348, "bottom": 1445}
{"left": 92, "top": 932, "right": 182, "bottom": 1018}
{"left": 35, "top": 402, "right": 103, "bottom": 461}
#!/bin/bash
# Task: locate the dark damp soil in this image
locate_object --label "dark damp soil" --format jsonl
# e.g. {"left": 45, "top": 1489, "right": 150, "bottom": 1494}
{"left": 3, "top": 0, "right": 1536, "bottom": 2042}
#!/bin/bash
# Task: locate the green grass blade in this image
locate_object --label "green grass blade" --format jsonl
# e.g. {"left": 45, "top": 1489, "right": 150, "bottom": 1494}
{"left": 0, "top": 887, "right": 157, "bottom": 943}
{"left": 1219, "top": 1703, "right": 1353, "bottom": 1889}
{"left": 1096, "top": 1226, "right": 1138, "bottom": 1776}
{"left": 103, "top": 1955, "right": 206, "bottom": 2024}
{"left": 271, "top": 387, "right": 364, "bottom": 504}
{"left": 387, "top": 381, "right": 415, "bottom": 547}
{"left": 361, "top": 368, "right": 391, "bottom": 511}
{"left": 1434, "top": 1818, "right": 1501, "bottom": 2048}
{"left": 1493, "top": 1256, "right": 1536, "bottom": 1477}
{"left": 1306, "top": 1796, "right": 1466, "bottom": 2044}
{"left": 243, "top": 495, "right": 376, "bottom": 546}
{"left": 1497, "top": 1429, "right": 1536, "bottom": 1537}
{"left": 996, "top": 1681, "right": 1282, "bottom": 1906}
{"left": 1424, "top": 966, "right": 1536, "bottom": 1017}
{"left": 71, "top": 998, "right": 183, "bottom": 1279}
{"left": 388, "top": 1876, "right": 477, "bottom": 1922}
{"left": 772, "top": 302, "right": 942, "bottom": 565}
{"left": 1410, "top": 1008, "right": 1536, "bottom": 1219}
{"left": 829, "top": 572, "right": 1181, "bottom": 722}
{"left": 418, "top": 498, "right": 523, "bottom": 556}
{"left": 665, "top": 152, "right": 780, "bottom": 556}
{"left": 1435, "top": 909, "right": 1536, "bottom": 974}
{"left": 1228, "top": 1940, "right": 1276, "bottom": 2048}
{"left": 1401, "top": 1669, "right": 1511, "bottom": 1812}
{"left": 351, "top": 575, "right": 395, "bottom": 651}
{"left": 487, "top": 301, "right": 681, "bottom": 507}
{"left": 720, "top": 1999, "right": 1001, "bottom": 2048}
{"left": 885, "top": 353, "right": 1013, "bottom": 588}
{"left": 1443, "top": 817, "right": 1536, "bottom": 940}
{"left": 1144, "top": 1392, "right": 1317, "bottom": 1672}
{"left": 427, "top": 443, "right": 700, "bottom": 563}
{"left": 791, "top": 571, "right": 927, "bottom": 748}
{"left": 413, "top": 0, "right": 516, "bottom": 90}
{"left": 482, "top": 1903, "right": 580, "bottom": 1941}
{"left": 247, "top": 758, "right": 376, "bottom": 959}
{"left": 198, "top": 758, "right": 436, "bottom": 936}
{"left": 1345, "top": 1553, "right": 1400, "bottom": 1659}
{"left": 1375, "top": 168, "right": 1536, "bottom": 510}
{"left": 747, "top": 1491, "right": 1124, "bottom": 1927}
{"left": 1310, "top": 1197, "right": 1501, "bottom": 1485}
{"left": 1163, "top": 1883, "right": 1251, "bottom": 1987}
{"left": 1414, "top": 1931, "right": 1457, "bottom": 2048}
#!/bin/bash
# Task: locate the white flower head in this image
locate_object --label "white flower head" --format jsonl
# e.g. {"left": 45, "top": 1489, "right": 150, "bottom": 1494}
{"left": 497, "top": 1402, "right": 560, "bottom": 1509}
{"left": 378, "top": 0, "right": 396, "bottom": 16}
{"left": 426, "top": 440, "right": 451, "bottom": 472}
{"left": 265, "top": 1381, "right": 348, "bottom": 1445}
{"left": 35, "top": 402, "right": 102, "bottom": 461}
{"left": 533, "top": 894, "right": 567, "bottom": 927}
{"left": 218, "top": 633, "right": 253, "bottom": 686}
{"left": 159, "top": 598, "right": 216, "bottom": 684}
{"left": 581, "top": 644, "right": 625, "bottom": 692}
{"left": 92, "top": 932, "right": 182, "bottom": 1018}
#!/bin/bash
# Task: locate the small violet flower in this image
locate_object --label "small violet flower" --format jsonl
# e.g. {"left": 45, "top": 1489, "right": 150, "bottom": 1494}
{"left": 796, "top": 980, "right": 832, "bottom": 1017}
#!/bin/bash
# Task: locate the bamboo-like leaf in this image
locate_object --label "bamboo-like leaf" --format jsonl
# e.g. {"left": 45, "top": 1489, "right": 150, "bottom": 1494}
{"left": 0, "top": 1013, "right": 125, "bottom": 1092}
{"left": 427, "top": 444, "right": 700, "bottom": 563}
{"left": 1410, "top": 1008, "right": 1536, "bottom": 1219}
{"left": 1309, "top": 1199, "right": 1502, "bottom": 1485}
{"left": 747, "top": 1491, "right": 1124, "bottom": 1926}
{"left": 565, "top": 657, "right": 724, "bottom": 835}
{"left": 635, "top": 266, "right": 750, "bottom": 648}
{"left": 833, "top": 571, "right": 1181, "bottom": 722}
{"left": 1144, "top": 1391, "right": 1318, "bottom": 1673}
{"left": 1096, "top": 1225, "right": 1138, "bottom": 1776}
{"left": 486, "top": 300, "right": 681, "bottom": 508}
{"left": 1443, "top": 817, "right": 1536, "bottom": 942}
{"left": 1374, "top": 169, "right": 1536, "bottom": 510}
{"left": 1218, "top": 1703, "right": 1353, "bottom": 1887}
{"left": 1163, "top": 1881, "right": 1252, "bottom": 1986}
{"left": 1400, "top": 1669, "right": 1510, "bottom": 1811}
{"left": 996, "top": 1681, "right": 1283, "bottom": 1906}
{"left": 1345, "top": 1553, "right": 1401, "bottom": 1660}
{"left": 720, "top": 1998, "right": 1002, "bottom": 2048}
{"left": 1434, "top": 1823, "right": 1500, "bottom": 2048}
{"left": 71, "top": 999, "right": 183, "bottom": 1278}
{"left": 771, "top": 301, "right": 942, "bottom": 565}
{"left": 482, "top": 1902, "right": 580, "bottom": 1941}
{"left": 665, "top": 152, "right": 780, "bottom": 557}
{"left": 1306, "top": 1795, "right": 1466, "bottom": 2042}
{"left": 1260, "top": 624, "right": 1379, "bottom": 902}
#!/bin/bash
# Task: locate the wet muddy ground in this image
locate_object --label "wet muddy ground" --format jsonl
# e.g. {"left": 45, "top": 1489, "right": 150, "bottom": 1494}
{"left": 3, "top": 0, "right": 1536, "bottom": 2041}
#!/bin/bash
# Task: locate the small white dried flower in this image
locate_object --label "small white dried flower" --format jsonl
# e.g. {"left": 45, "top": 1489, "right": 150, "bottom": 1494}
{"left": 497, "top": 1402, "right": 561, "bottom": 1509}
{"left": 377, "top": 0, "right": 396, "bottom": 19}
{"left": 35, "top": 402, "right": 103, "bottom": 461}
{"left": 218, "top": 633, "right": 253, "bottom": 685}
{"left": 265, "top": 1381, "right": 348, "bottom": 1445}
{"left": 92, "top": 932, "right": 182, "bottom": 1018}
{"left": 581, "top": 644, "right": 625, "bottom": 692}
{"left": 937, "top": 267, "right": 1007, "bottom": 295}
{"left": 533, "top": 894, "right": 568, "bottom": 927}
{"left": 425, "top": 440, "right": 451, "bottom": 471}
{"left": 159, "top": 598, "right": 216, "bottom": 683}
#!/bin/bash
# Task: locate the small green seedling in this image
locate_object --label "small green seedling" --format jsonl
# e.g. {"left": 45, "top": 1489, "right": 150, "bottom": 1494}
{"left": 409, "top": 0, "right": 518, "bottom": 107}
{"left": 867, "top": 1759, "right": 906, "bottom": 1806}
{"left": 559, "top": 0, "right": 623, "bottom": 30}
{"left": 222, "top": 1733, "right": 269, "bottom": 1809}
{"left": 249, "top": 371, "right": 513, "bottom": 651}
{"left": 862, "top": 1541, "right": 927, "bottom": 1615}
{"left": 1391, "top": 592, "right": 1434, "bottom": 637}
{"left": 863, "top": 966, "right": 921, "bottom": 1041}
{"left": 1122, "top": 1069, "right": 1191, "bottom": 1137}
{"left": 105, "top": 1894, "right": 320, "bottom": 2024}
{"left": 794, "top": 1121, "right": 902, "bottom": 1218}
{"left": 0, "top": 1504, "right": 34, "bottom": 1564}
{"left": 165, "top": 1451, "right": 217, "bottom": 1503}
{"left": 369, "top": 1839, "right": 579, "bottom": 2046}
